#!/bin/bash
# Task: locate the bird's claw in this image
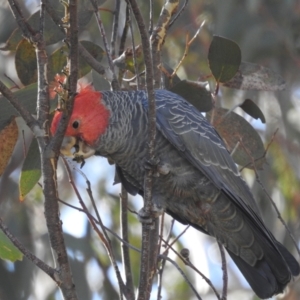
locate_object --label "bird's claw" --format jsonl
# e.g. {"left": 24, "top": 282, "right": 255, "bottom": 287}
{"left": 145, "top": 157, "right": 170, "bottom": 177}
{"left": 138, "top": 204, "right": 164, "bottom": 227}
{"left": 145, "top": 157, "right": 160, "bottom": 169}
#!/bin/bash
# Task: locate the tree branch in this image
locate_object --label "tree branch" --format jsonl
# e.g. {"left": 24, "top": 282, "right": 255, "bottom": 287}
{"left": 111, "top": 0, "right": 120, "bottom": 58}
{"left": 126, "top": 1, "right": 158, "bottom": 299}
{"left": 150, "top": 0, "right": 179, "bottom": 88}
{"left": 0, "top": 217, "right": 58, "bottom": 281}
{"left": 217, "top": 242, "right": 228, "bottom": 300}
{"left": 3, "top": 1, "right": 79, "bottom": 299}
{"left": 120, "top": 186, "right": 135, "bottom": 299}
{"left": 89, "top": 0, "right": 120, "bottom": 91}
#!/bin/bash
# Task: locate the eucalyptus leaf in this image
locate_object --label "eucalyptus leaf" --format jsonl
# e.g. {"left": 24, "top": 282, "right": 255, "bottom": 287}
{"left": 208, "top": 36, "right": 241, "bottom": 83}
{"left": 170, "top": 80, "right": 213, "bottom": 112}
{"left": 223, "top": 62, "right": 286, "bottom": 91}
{"left": 240, "top": 99, "right": 266, "bottom": 123}
{"left": 0, "top": 116, "right": 18, "bottom": 176}
{"left": 15, "top": 39, "right": 37, "bottom": 86}
{"left": 19, "top": 139, "right": 41, "bottom": 200}
{"left": 0, "top": 231, "right": 23, "bottom": 262}
{"left": 207, "top": 107, "right": 266, "bottom": 169}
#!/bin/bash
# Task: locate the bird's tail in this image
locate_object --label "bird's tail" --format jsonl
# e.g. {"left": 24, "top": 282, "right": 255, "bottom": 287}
{"left": 227, "top": 240, "right": 299, "bottom": 299}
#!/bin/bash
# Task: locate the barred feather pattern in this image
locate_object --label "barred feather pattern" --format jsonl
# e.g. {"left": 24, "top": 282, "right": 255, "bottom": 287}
{"left": 90, "top": 89, "right": 299, "bottom": 299}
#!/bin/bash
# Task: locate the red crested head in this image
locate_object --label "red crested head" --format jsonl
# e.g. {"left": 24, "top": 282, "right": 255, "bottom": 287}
{"left": 50, "top": 85, "right": 110, "bottom": 146}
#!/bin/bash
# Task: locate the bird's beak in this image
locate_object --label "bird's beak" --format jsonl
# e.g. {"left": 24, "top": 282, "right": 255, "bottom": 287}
{"left": 60, "top": 136, "right": 77, "bottom": 156}
{"left": 60, "top": 136, "right": 96, "bottom": 159}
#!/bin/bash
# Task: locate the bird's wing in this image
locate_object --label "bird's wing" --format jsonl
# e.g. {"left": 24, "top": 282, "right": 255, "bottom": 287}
{"left": 144, "top": 90, "right": 299, "bottom": 295}
{"left": 153, "top": 90, "right": 261, "bottom": 217}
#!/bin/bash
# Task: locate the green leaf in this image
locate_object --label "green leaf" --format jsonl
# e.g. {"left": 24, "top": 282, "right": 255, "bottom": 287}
{"left": 208, "top": 35, "right": 241, "bottom": 83}
{"left": 48, "top": 44, "right": 69, "bottom": 81}
{"left": 15, "top": 39, "right": 37, "bottom": 86}
{"left": 48, "top": 41, "right": 105, "bottom": 82}
{"left": 1, "top": 9, "right": 65, "bottom": 51}
{"left": 206, "top": 107, "right": 266, "bottom": 169}
{"left": 223, "top": 61, "right": 286, "bottom": 91}
{"left": 240, "top": 99, "right": 266, "bottom": 123}
{"left": 19, "top": 139, "right": 41, "bottom": 200}
{"left": 170, "top": 80, "right": 213, "bottom": 112}
{"left": 1, "top": 0, "right": 95, "bottom": 52}
{"left": 0, "top": 84, "right": 38, "bottom": 125}
{"left": 78, "top": 41, "right": 105, "bottom": 78}
{"left": 0, "top": 230, "right": 23, "bottom": 262}
{"left": 0, "top": 117, "right": 18, "bottom": 176}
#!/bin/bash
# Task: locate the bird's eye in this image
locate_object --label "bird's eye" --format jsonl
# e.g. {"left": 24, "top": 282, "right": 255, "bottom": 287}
{"left": 72, "top": 120, "right": 80, "bottom": 129}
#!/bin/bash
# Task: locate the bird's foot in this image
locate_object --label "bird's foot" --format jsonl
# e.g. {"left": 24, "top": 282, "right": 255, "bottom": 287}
{"left": 145, "top": 157, "right": 170, "bottom": 177}
{"left": 138, "top": 204, "right": 164, "bottom": 227}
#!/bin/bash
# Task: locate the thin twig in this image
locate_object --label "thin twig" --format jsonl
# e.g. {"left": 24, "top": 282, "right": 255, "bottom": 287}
{"left": 156, "top": 218, "right": 174, "bottom": 300}
{"left": 58, "top": 197, "right": 141, "bottom": 253}
{"left": 217, "top": 242, "right": 228, "bottom": 300}
{"left": 4, "top": 74, "right": 20, "bottom": 89}
{"left": 7, "top": 0, "right": 36, "bottom": 40}
{"left": 170, "top": 21, "right": 205, "bottom": 79}
{"left": 78, "top": 44, "right": 106, "bottom": 75}
{"left": 162, "top": 225, "right": 190, "bottom": 255}
{"left": 161, "top": 238, "right": 221, "bottom": 300}
{"left": 168, "top": 0, "right": 189, "bottom": 28}
{"left": 117, "top": 3, "right": 130, "bottom": 86}
{"left": 159, "top": 254, "right": 202, "bottom": 300}
{"left": 62, "top": 159, "right": 128, "bottom": 299}
{"left": 120, "top": 185, "right": 135, "bottom": 299}
{"left": 149, "top": 0, "right": 153, "bottom": 34}
{"left": 45, "top": 0, "right": 107, "bottom": 79}
{"left": 62, "top": 159, "right": 109, "bottom": 249}
{"left": 150, "top": 0, "right": 179, "bottom": 88}
{"left": 119, "top": 3, "right": 130, "bottom": 55}
{"left": 89, "top": 0, "right": 120, "bottom": 90}
{"left": 0, "top": 80, "right": 38, "bottom": 132}
{"left": 238, "top": 137, "right": 300, "bottom": 257}
{"left": 128, "top": 14, "right": 140, "bottom": 89}
{"left": 0, "top": 217, "right": 58, "bottom": 281}
{"left": 111, "top": 0, "right": 120, "bottom": 58}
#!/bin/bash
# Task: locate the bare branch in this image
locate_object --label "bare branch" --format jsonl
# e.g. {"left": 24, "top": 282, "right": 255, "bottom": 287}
{"left": 128, "top": 15, "right": 141, "bottom": 89}
{"left": 159, "top": 254, "right": 203, "bottom": 300}
{"left": 36, "top": 1, "right": 50, "bottom": 126}
{"left": 119, "top": 3, "right": 130, "bottom": 55}
{"left": 170, "top": 21, "right": 205, "bottom": 79}
{"left": 7, "top": 0, "right": 36, "bottom": 39}
{"left": 161, "top": 238, "right": 221, "bottom": 300}
{"left": 126, "top": 1, "right": 157, "bottom": 299}
{"left": 0, "top": 217, "right": 58, "bottom": 282}
{"left": 58, "top": 197, "right": 141, "bottom": 254}
{"left": 161, "top": 224, "right": 190, "bottom": 254}
{"left": 78, "top": 43, "right": 106, "bottom": 75}
{"left": 150, "top": 0, "right": 179, "bottom": 88}
{"left": 169, "top": 0, "right": 189, "bottom": 28}
{"left": 89, "top": 0, "right": 120, "bottom": 90}
{"left": 111, "top": 0, "right": 120, "bottom": 58}
{"left": 217, "top": 242, "right": 228, "bottom": 300}
{"left": 238, "top": 136, "right": 300, "bottom": 257}
{"left": 63, "top": 159, "right": 131, "bottom": 299}
{"left": 0, "top": 80, "right": 39, "bottom": 133}
{"left": 156, "top": 217, "right": 174, "bottom": 300}
{"left": 120, "top": 186, "right": 135, "bottom": 299}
